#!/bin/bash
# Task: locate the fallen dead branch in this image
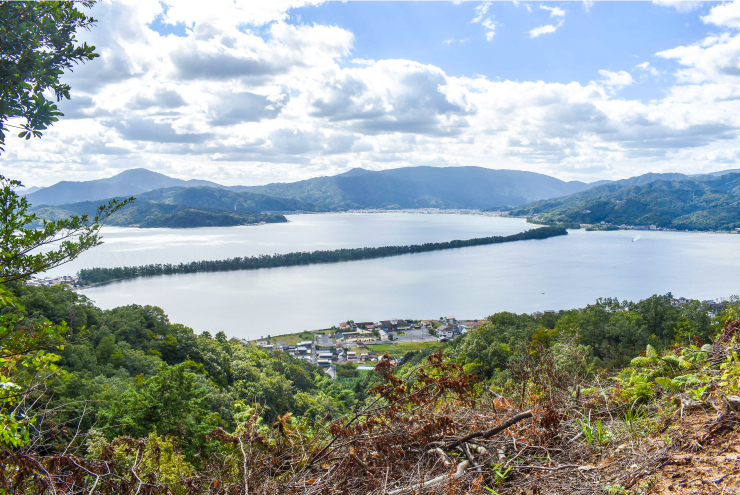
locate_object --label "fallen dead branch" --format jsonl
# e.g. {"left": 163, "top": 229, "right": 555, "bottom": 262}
{"left": 445, "top": 410, "right": 533, "bottom": 449}
{"left": 386, "top": 460, "right": 471, "bottom": 495}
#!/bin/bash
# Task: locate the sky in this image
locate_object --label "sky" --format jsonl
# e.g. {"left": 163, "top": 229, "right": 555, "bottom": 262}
{"left": 5, "top": 0, "right": 740, "bottom": 187}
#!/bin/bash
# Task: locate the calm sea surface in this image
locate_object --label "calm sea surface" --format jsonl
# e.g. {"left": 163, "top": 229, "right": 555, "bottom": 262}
{"left": 48, "top": 213, "right": 740, "bottom": 339}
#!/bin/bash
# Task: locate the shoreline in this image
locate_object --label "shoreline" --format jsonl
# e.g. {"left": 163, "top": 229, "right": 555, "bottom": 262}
{"left": 97, "top": 208, "right": 737, "bottom": 234}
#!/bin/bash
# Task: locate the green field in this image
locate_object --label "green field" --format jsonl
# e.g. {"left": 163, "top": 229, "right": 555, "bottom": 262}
{"left": 269, "top": 329, "right": 334, "bottom": 346}
{"left": 271, "top": 332, "right": 313, "bottom": 346}
{"left": 365, "top": 341, "right": 441, "bottom": 356}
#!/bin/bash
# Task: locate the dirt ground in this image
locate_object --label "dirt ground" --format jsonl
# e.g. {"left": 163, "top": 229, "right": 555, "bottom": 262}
{"left": 627, "top": 408, "right": 739, "bottom": 494}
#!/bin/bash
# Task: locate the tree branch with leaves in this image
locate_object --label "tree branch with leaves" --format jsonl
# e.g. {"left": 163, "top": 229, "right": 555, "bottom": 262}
{"left": 0, "top": 175, "right": 132, "bottom": 284}
{"left": 0, "top": 1, "right": 98, "bottom": 153}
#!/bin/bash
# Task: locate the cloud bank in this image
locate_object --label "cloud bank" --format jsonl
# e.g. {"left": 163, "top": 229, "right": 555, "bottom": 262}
{"left": 5, "top": 0, "right": 740, "bottom": 187}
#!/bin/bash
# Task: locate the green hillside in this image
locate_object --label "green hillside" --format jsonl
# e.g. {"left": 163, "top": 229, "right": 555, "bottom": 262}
{"left": 510, "top": 172, "right": 740, "bottom": 231}
{"left": 32, "top": 201, "right": 287, "bottom": 228}
{"left": 137, "top": 186, "right": 322, "bottom": 212}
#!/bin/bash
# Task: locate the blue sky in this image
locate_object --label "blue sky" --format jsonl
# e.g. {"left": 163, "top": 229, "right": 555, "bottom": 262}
{"left": 287, "top": 2, "right": 715, "bottom": 101}
{"left": 6, "top": 1, "right": 740, "bottom": 186}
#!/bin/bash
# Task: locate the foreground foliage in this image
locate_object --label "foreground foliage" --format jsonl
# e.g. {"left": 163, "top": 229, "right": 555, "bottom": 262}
{"left": 0, "top": 0, "right": 98, "bottom": 153}
{"left": 2, "top": 314, "right": 739, "bottom": 494}
{"left": 2, "top": 271, "right": 738, "bottom": 493}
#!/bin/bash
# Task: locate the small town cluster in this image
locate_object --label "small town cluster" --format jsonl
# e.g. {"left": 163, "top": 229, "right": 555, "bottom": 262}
{"left": 250, "top": 316, "right": 486, "bottom": 376}
{"left": 25, "top": 275, "right": 79, "bottom": 287}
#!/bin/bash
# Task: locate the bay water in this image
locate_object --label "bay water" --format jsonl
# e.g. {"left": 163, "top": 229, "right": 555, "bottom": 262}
{"left": 41, "top": 213, "right": 740, "bottom": 339}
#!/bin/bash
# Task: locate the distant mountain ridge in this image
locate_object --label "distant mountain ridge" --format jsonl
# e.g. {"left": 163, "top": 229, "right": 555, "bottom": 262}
{"left": 29, "top": 186, "right": 325, "bottom": 228}
{"left": 510, "top": 172, "right": 740, "bottom": 231}
{"left": 241, "top": 166, "right": 595, "bottom": 210}
{"left": 25, "top": 168, "right": 228, "bottom": 206}
{"left": 20, "top": 185, "right": 44, "bottom": 195}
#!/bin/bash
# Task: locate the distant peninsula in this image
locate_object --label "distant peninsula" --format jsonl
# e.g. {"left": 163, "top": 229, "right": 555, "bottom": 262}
{"left": 76, "top": 226, "right": 567, "bottom": 285}
{"left": 510, "top": 172, "right": 740, "bottom": 232}
{"left": 32, "top": 201, "right": 288, "bottom": 228}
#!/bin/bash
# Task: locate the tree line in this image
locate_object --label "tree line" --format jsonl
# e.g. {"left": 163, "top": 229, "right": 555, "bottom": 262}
{"left": 76, "top": 226, "right": 567, "bottom": 285}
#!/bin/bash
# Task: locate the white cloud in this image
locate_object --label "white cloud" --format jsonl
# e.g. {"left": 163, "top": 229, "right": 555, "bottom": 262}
{"left": 482, "top": 19, "right": 498, "bottom": 40}
{"left": 598, "top": 70, "right": 634, "bottom": 88}
{"left": 471, "top": 2, "right": 497, "bottom": 40}
{"left": 529, "top": 20, "right": 564, "bottom": 38}
{"left": 652, "top": 1, "right": 704, "bottom": 13}
{"left": 636, "top": 62, "right": 660, "bottom": 76}
{"left": 702, "top": 0, "right": 740, "bottom": 29}
{"left": 540, "top": 5, "right": 565, "bottom": 17}
{"left": 582, "top": 1, "right": 594, "bottom": 12}
{"left": 472, "top": 2, "right": 490, "bottom": 23}
{"left": 7, "top": 0, "right": 740, "bottom": 186}
{"left": 512, "top": 0, "right": 532, "bottom": 13}
{"left": 657, "top": 32, "right": 740, "bottom": 84}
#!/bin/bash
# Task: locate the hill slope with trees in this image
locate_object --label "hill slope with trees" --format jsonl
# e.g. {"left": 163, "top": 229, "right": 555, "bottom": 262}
{"left": 31, "top": 200, "right": 288, "bottom": 228}
{"left": 510, "top": 172, "right": 740, "bottom": 231}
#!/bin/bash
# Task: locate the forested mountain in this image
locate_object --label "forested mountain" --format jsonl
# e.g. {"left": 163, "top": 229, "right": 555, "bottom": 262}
{"left": 7, "top": 284, "right": 362, "bottom": 453}
{"left": 24, "top": 168, "right": 227, "bottom": 206}
{"left": 511, "top": 172, "right": 740, "bottom": 231}
{"left": 136, "top": 186, "right": 322, "bottom": 212}
{"left": 32, "top": 201, "right": 287, "bottom": 228}
{"left": 242, "top": 166, "right": 596, "bottom": 209}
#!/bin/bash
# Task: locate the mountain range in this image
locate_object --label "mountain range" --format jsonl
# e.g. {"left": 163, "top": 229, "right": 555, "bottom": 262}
{"left": 24, "top": 166, "right": 740, "bottom": 230}
{"left": 23, "top": 169, "right": 227, "bottom": 206}
{"left": 26, "top": 166, "right": 596, "bottom": 210}
{"left": 240, "top": 166, "right": 594, "bottom": 210}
